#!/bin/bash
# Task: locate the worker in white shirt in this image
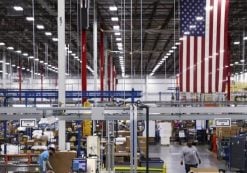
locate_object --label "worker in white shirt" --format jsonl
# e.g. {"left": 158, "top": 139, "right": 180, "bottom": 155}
{"left": 180, "top": 140, "right": 201, "bottom": 173}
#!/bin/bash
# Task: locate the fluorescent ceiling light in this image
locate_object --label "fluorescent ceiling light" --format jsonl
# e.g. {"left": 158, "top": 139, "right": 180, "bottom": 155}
{"left": 111, "top": 17, "right": 119, "bottom": 21}
{"left": 68, "top": 50, "right": 72, "bottom": 54}
{"left": 16, "top": 50, "right": 22, "bottom": 54}
{"left": 115, "top": 32, "right": 121, "bottom": 36}
{"left": 7, "top": 47, "right": 14, "bottom": 50}
{"left": 230, "top": 63, "right": 233, "bottom": 66}
{"left": 12, "top": 64, "right": 16, "bottom": 67}
{"left": 74, "top": 56, "right": 79, "bottom": 59}
{"left": 118, "top": 47, "right": 123, "bottom": 51}
{"left": 5, "top": 62, "right": 10, "bottom": 65}
{"left": 37, "top": 25, "right": 44, "bottom": 30}
{"left": 109, "top": 6, "right": 117, "bottom": 11}
{"left": 52, "top": 38, "right": 58, "bottom": 42}
{"left": 22, "top": 53, "right": 28, "bottom": 56}
{"left": 240, "top": 59, "right": 245, "bottom": 63}
{"left": 26, "top": 17, "right": 34, "bottom": 21}
{"left": 175, "top": 42, "right": 181, "bottom": 45}
{"left": 234, "top": 61, "right": 239, "bottom": 64}
{"left": 22, "top": 67, "right": 25, "bottom": 70}
{"left": 39, "top": 60, "right": 44, "bottom": 64}
{"left": 116, "top": 38, "right": 122, "bottom": 41}
{"left": 167, "top": 53, "right": 171, "bottom": 56}
{"left": 169, "top": 50, "right": 174, "bottom": 53}
{"left": 0, "top": 42, "right": 5, "bottom": 46}
{"left": 179, "top": 37, "right": 184, "bottom": 41}
{"left": 13, "top": 6, "right": 23, "bottom": 11}
{"left": 34, "top": 58, "right": 39, "bottom": 61}
{"left": 234, "top": 41, "right": 240, "bottom": 45}
{"left": 196, "top": 16, "right": 204, "bottom": 21}
{"left": 71, "top": 53, "right": 76, "bottom": 56}
{"left": 113, "top": 25, "right": 120, "bottom": 30}
{"left": 117, "top": 43, "right": 123, "bottom": 47}
{"left": 243, "top": 37, "right": 247, "bottom": 40}
{"left": 45, "top": 32, "right": 52, "bottom": 36}
{"left": 44, "top": 62, "right": 48, "bottom": 65}
{"left": 28, "top": 56, "right": 34, "bottom": 59}
{"left": 172, "top": 46, "right": 177, "bottom": 49}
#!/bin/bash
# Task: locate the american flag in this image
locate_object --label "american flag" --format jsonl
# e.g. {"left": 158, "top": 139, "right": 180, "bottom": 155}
{"left": 179, "top": 0, "right": 230, "bottom": 93}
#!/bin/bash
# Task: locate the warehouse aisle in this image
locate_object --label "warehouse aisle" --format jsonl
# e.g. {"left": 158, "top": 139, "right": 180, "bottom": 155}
{"left": 149, "top": 144, "right": 228, "bottom": 173}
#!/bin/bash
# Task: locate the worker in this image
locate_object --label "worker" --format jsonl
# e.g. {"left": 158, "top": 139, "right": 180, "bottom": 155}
{"left": 38, "top": 145, "right": 55, "bottom": 173}
{"left": 180, "top": 140, "right": 201, "bottom": 173}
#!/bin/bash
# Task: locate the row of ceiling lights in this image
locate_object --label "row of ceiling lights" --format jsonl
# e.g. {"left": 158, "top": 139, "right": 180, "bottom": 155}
{"left": 109, "top": 6, "right": 125, "bottom": 77}
{"left": 0, "top": 6, "right": 94, "bottom": 75}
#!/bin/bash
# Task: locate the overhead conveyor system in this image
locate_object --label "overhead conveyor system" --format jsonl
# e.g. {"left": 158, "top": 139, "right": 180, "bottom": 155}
{"left": 0, "top": 106, "right": 247, "bottom": 121}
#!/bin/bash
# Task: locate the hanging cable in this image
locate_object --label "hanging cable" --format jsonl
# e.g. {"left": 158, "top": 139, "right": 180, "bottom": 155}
{"left": 140, "top": 0, "right": 143, "bottom": 79}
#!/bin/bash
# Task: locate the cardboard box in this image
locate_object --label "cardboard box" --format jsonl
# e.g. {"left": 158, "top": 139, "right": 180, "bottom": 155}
{"left": 49, "top": 151, "right": 76, "bottom": 173}
{"left": 190, "top": 168, "right": 219, "bottom": 173}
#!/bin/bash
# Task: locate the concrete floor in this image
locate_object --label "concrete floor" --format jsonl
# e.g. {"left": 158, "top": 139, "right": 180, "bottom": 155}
{"left": 149, "top": 144, "right": 229, "bottom": 173}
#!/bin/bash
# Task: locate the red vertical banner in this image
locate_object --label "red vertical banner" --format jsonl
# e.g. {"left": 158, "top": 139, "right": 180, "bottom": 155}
{"left": 100, "top": 31, "right": 104, "bottom": 101}
{"left": 81, "top": 30, "right": 87, "bottom": 103}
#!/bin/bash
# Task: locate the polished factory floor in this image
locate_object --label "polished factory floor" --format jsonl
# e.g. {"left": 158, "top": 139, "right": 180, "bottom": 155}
{"left": 149, "top": 144, "right": 228, "bottom": 173}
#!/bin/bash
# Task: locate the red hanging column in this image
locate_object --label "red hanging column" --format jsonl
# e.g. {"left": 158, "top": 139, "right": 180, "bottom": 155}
{"left": 81, "top": 30, "right": 87, "bottom": 104}
{"left": 100, "top": 31, "right": 104, "bottom": 101}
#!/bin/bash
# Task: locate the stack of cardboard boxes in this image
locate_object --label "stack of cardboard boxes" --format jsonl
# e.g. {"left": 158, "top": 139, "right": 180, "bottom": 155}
{"left": 216, "top": 126, "right": 241, "bottom": 138}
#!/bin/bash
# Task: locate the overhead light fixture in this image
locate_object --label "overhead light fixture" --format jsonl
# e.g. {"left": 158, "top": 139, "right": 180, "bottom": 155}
{"left": 235, "top": 61, "right": 239, "bottom": 65}
{"left": 13, "top": 6, "right": 23, "bottom": 11}
{"left": 45, "top": 32, "right": 52, "bottom": 36}
{"left": 175, "top": 42, "right": 181, "bottom": 45}
{"left": 11, "top": 64, "right": 16, "bottom": 67}
{"left": 172, "top": 46, "right": 177, "bottom": 49}
{"left": 115, "top": 32, "right": 121, "bottom": 36}
{"left": 117, "top": 43, "right": 123, "bottom": 47}
{"left": 234, "top": 41, "right": 240, "bottom": 45}
{"left": 74, "top": 56, "right": 79, "bottom": 59}
{"left": 68, "top": 50, "right": 72, "bottom": 54}
{"left": 5, "top": 62, "right": 10, "bottom": 65}
{"left": 118, "top": 47, "right": 123, "bottom": 51}
{"left": 196, "top": 16, "right": 204, "bottom": 21}
{"left": 26, "top": 17, "right": 34, "bottom": 21}
{"left": 116, "top": 38, "right": 122, "bottom": 41}
{"left": 7, "top": 47, "right": 14, "bottom": 50}
{"left": 243, "top": 37, "right": 247, "bottom": 40}
{"left": 111, "top": 17, "right": 119, "bottom": 21}
{"left": 44, "top": 62, "right": 48, "bottom": 65}
{"left": 71, "top": 53, "right": 76, "bottom": 56}
{"left": 39, "top": 60, "right": 44, "bottom": 64}
{"left": 48, "top": 64, "right": 52, "bottom": 67}
{"left": 230, "top": 63, "right": 233, "bottom": 66}
{"left": 240, "top": 59, "right": 245, "bottom": 63}
{"left": 37, "top": 25, "right": 45, "bottom": 30}
{"left": 167, "top": 53, "right": 171, "bottom": 56}
{"left": 22, "top": 53, "right": 28, "bottom": 56}
{"left": 109, "top": 6, "right": 117, "bottom": 11}
{"left": 28, "top": 56, "right": 34, "bottom": 59}
{"left": 169, "top": 50, "right": 174, "bottom": 53}
{"left": 52, "top": 38, "right": 58, "bottom": 42}
{"left": 22, "top": 67, "right": 25, "bottom": 70}
{"left": 0, "top": 42, "right": 5, "bottom": 46}
{"left": 113, "top": 25, "right": 120, "bottom": 30}
{"left": 16, "top": 50, "right": 22, "bottom": 54}
{"left": 34, "top": 58, "right": 39, "bottom": 61}
{"left": 179, "top": 37, "right": 184, "bottom": 41}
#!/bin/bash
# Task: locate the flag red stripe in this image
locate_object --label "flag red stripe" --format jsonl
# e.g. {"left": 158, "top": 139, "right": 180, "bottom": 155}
{"left": 186, "top": 38, "right": 190, "bottom": 92}
{"left": 179, "top": 41, "right": 183, "bottom": 92}
{"left": 208, "top": 0, "right": 214, "bottom": 93}
{"left": 216, "top": 0, "right": 222, "bottom": 92}
{"left": 201, "top": 38, "right": 205, "bottom": 93}
{"left": 223, "top": 0, "right": 230, "bottom": 92}
{"left": 194, "top": 38, "right": 198, "bottom": 93}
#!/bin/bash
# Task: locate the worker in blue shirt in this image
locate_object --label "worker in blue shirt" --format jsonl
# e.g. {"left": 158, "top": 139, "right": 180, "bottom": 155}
{"left": 38, "top": 145, "right": 56, "bottom": 173}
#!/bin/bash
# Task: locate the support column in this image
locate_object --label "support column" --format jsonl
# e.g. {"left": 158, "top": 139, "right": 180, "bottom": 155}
{"left": 18, "top": 60, "right": 22, "bottom": 101}
{"left": 81, "top": 31, "right": 87, "bottom": 103}
{"left": 2, "top": 50, "right": 6, "bottom": 89}
{"left": 100, "top": 30, "right": 104, "bottom": 101}
{"left": 58, "top": 0, "right": 66, "bottom": 151}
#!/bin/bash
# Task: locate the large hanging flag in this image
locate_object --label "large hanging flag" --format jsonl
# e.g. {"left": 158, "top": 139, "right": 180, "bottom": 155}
{"left": 179, "top": 0, "right": 230, "bottom": 93}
